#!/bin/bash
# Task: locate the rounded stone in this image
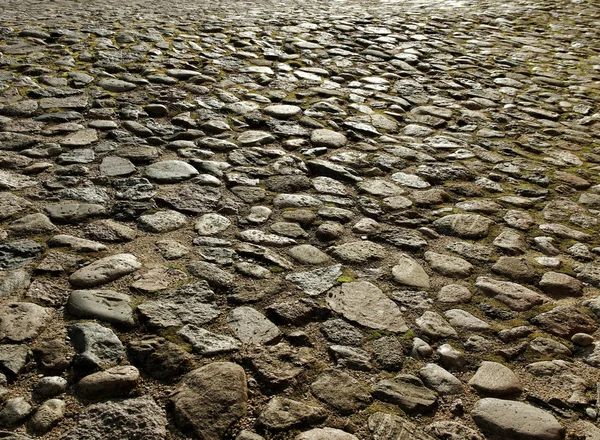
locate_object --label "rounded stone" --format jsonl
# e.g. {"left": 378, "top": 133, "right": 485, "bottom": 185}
{"left": 144, "top": 160, "right": 199, "bottom": 183}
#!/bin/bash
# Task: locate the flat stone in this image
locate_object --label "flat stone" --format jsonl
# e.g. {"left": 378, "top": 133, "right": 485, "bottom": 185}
{"left": 187, "top": 261, "right": 233, "bottom": 289}
{"left": 369, "top": 412, "right": 436, "bottom": 440}
{"left": 97, "top": 78, "right": 137, "bottom": 92}
{"left": 310, "top": 129, "right": 347, "bottom": 148}
{"left": 392, "top": 255, "right": 430, "bottom": 288}
{"left": 128, "top": 336, "right": 194, "bottom": 380}
{"left": 310, "top": 369, "right": 372, "bottom": 414}
{"left": 238, "top": 130, "right": 275, "bottom": 146}
{"left": 326, "top": 281, "right": 408, "bottom": 333}
{"left": 329, "top": 241, "right": 386, "bottom": 264}
{"left": 67, "top": 290, "right": 134, "bottom": 327}
{"left": 0, "top": 270, "right": 30, "bottom": 298}
{"left": 264, "top": 105, "right": 302, "bottom": 119}
{"left": 475, "top": 277, "right": 547, "bottom": 311}
{"left": 0, "top": 302, "right": 51, "bottom": 342}
{"left": 48, "top": 235, "right": 107, "bottom": 253}
{"left": 227, "top": 307, "right": 281, "bottom": 345}
{"left": 0, "top": 171, "right": 38, "bottom": 190}
{"left": 531, "top": 305, "right": 598, "bottom": 338}
{"left": 468, "top": 361, "right": 523, "bottom": 396}
{"left": 257, "top": 397, "right": 327, "bottom": 431}
{"left": 391, "top": 172, "right": 430, "bottom": 189}
{"left": 286, "top": 265, "right": 343, "bottom": 296}
{"left": 296, "top": 428, "right": 358, "bottom": 440}
{"left": 444, "top": 309, "right": 490, "bottom": 331}
{"left": 144, "top": 160, "right": 199, "bottom": 183}
{"left": 76, "top": 365, "right": 139, "bottom": 400}
{"left": 195, "top": 213, "right": 231, "bottom": 235}
{"left": 178, "top": 325, "right": 241, "bottom": 355}
{"left": 433, "top": 214, "right": 494, "bottom": 239}
{"left": 171, "top": 362, "right": 247, "bottom": 440}
{"left": 68, "top": 322, "right": 124, "bottom": 371}
{"left": 373, "top": 374, "right": 437, "bottom": 414}
{"left": 44, "top": 203, "right": 106, "bottom": 224}
{"left": 539, "top": 272, "right": 582, "bottom": 296}
{"left": 419, "top": 363, "right": 463, "bottom": 395}
{"left": 62, "top": 397, "right": 166, "bottom": 440}
{"left": 0, "top": 193, "right": 32, "bottom": 220}
{"left": 138, "top": 210, "right": 188, "bottom": 233}
{"left": 137, "top": 281, "right": 219, "bottom": 328}
{"left": 416, "top": 311, "right": 458, "bottom": 339}
{"left": 60, "top": 129, "right": 98, "bottom": 147}
{"left": 99, "top": 156, "right": 136, "bottom": 177}
{"left": 69, "top": 254, "right": 141, "bottom": 288}
{"left": 8, "top": 213, "right": 56, "bottom": 235}
{"left": 425, "top": 251, "right": 473, "bottom": 278}
{"left": 289, "top": 244, "right": 329, "bottom": 264}
{"left": 471, "top": 398, "right": 563, "bottom": 440}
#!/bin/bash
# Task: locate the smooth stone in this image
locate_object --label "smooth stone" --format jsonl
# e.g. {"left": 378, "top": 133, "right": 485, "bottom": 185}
{"left": 289, "top": 245, "right": 330, "bottom": 265}
{"left": 0, "top": 397, "right": 32, "bottom": 426}
{"left": 326, "top": 281, "right": 408, "bottom": 333}
{"left": 97, "top": 78, "right": 137, "bottom": 92}
{"left": 469, "top": 361, "right": 523, "bottom": 396}
{"left": 424, "top": 251, "right": 473, "bottom": 278}
{"left": 310, "top": 369, "right": 372, "bottom": 414}
{"left": 48, "top": 235, "right": 107, "bottom": 252}
{"left": 264, "top": 105, "right": 302, "bottom": 119}
{"left": 419, "top": 363, "right": 463, "bottom": 395}
{"left": 392, "top": 255, "right": 430, "bottom": 288}
{"left": 76, "top": 365, "right": 140, "bottom": 400}
{"left": 99, "top": 156, "right": 136, "bottom": 177}
{"left": 69, "top": 254, "right": 141, "bottom": 288}
{"left": 471, "top": 398, "right": 563, "bottom": 440}
{"left": 32, "top": 376, "right": 67, "bottom": 400}
{"left": 67, "top": 290, "right": 134, "bottom": 327}
{"left": 144, "top": 160, "right": 199, "bottom": 183}
{"left": 310, "top": 129, "right": 347, "bottom": 148}
{"left": 296, "top": 428, "right": 358, "bottom": 440}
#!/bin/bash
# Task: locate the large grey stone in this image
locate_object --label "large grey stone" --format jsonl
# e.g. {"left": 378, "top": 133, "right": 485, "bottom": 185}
{"left": 228, "top": 307, "right": 281, "bottom": 345}
{"left": 0, "top": 302, "right": 51, "bottom": 342}
{"left": 61, "top": 397, "right": 166, "bottom": 440}
{"left": 326, "top": 281, "right": 408, "bottom": 333}
{"left": 471, "top": 398, "right": 563, "bottom": 440}
{"left": 67, "top": 290, "right": 134, "bottom": 327}
{"left": 69, "top": 254, "right": 141, "bottom": 288}
{"left": 67, "top": 322, "right": 124, "bottom": 371}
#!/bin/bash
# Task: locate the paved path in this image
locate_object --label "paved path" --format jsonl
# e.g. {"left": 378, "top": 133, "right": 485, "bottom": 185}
{"left": 0, "top": 0, "right": 599, "bottom": 439}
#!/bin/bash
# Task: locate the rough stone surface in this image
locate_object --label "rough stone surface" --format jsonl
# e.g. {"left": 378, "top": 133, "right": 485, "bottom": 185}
{"left": 326, "top": 281, "right": 408, "bottom": 333}
{"left": 171, "top": 362, "right": 247, "bottom": 440}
